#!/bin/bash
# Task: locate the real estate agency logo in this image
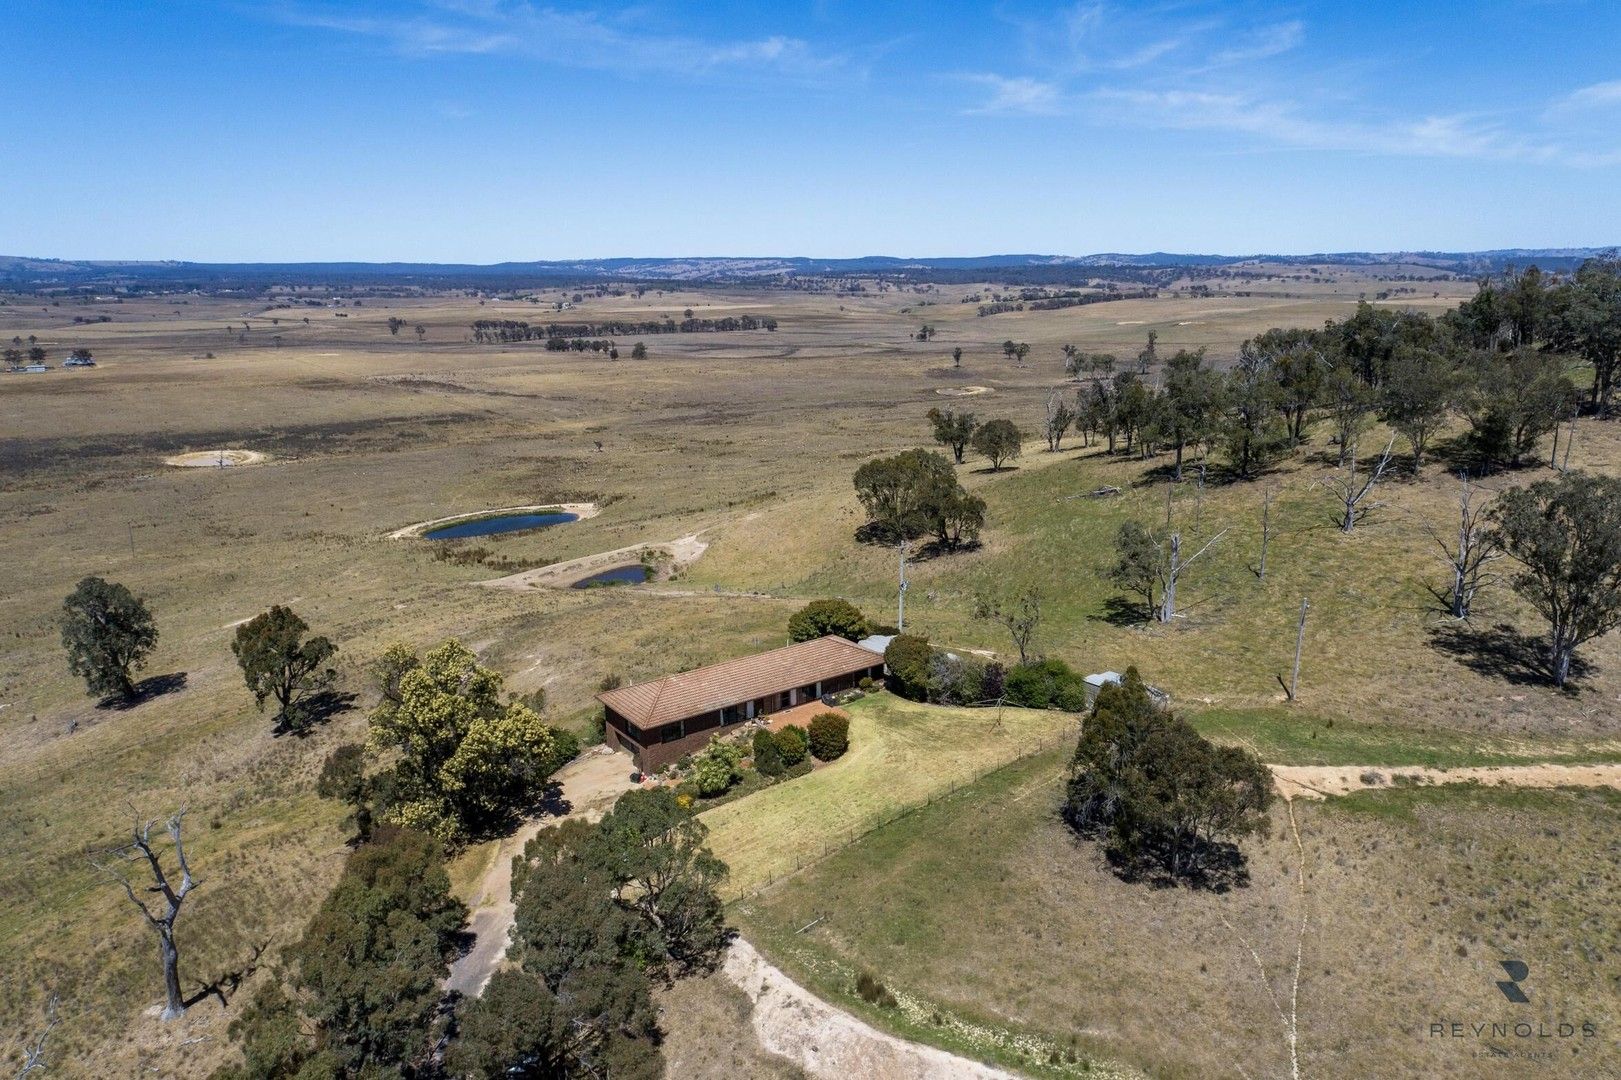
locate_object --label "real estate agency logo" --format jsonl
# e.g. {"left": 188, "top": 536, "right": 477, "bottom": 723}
{"left": 1428, "top": 960, "right": 1599, "bottom": 1063}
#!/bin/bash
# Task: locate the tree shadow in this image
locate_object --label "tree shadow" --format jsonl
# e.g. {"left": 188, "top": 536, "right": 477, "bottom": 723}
{"left": 1427, "top": 621, "right": 1587, "bottom": 688}
{"left": 910, "top": 538, "right": 982, "bottom": 562}
{"left": 854, "top": 521, "right": 910, "bottom": 547}
{"left": 1104, "top": 840, "right": 1252, "bottom": 893}
{"left": 969, "top": 465, "right": 1021, "bottom": 475}
{"left": 96, "top": 671, "right": 187, "bottom": 711}
{"left": 1092, "top": 595, "right": 1151, "bottom": 627}
{"left": 183, "top": 939, "right": 270, "bottom": 1010}
{"left": 274, "top": 690, "right": 359, "bottom": 737}
{"left": 534, "top": 778, "right": 572, "bottom": 819}
{"left": 1067, "top": 819, "right": 1251, "bottom": 893}
{"left": 459, "top": 778, "right": 572, "bottom": 846}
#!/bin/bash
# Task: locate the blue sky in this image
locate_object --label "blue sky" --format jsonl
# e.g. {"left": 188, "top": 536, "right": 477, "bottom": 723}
{"left": 4, "top": 1, "right": 1619, "bottom": 260}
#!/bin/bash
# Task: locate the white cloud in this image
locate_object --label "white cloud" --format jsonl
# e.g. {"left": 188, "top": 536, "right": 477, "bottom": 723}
{"left": 1558, "top": 80, "right": 1621, "bottom": 109}
{"left": 1090, "top": 88, "right": 1621, "bottom": 167}
{"left": 265, "top": 1, "right": 843, "bottom": 79}
{"left": 1207, "top": 20, "right": 1304, "bottom": 67}
{"left": 964, "top": 75, "right": 1062, "bottom": 116}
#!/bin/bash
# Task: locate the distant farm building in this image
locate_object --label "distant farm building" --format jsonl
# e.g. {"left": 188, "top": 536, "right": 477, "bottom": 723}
{"left": 598, "top": 636, "right": 884, "bottom": 772}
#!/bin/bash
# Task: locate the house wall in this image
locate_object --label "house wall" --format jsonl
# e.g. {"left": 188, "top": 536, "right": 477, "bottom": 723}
{"left": 604, "top": 662, "right": 882, "bottom": 773}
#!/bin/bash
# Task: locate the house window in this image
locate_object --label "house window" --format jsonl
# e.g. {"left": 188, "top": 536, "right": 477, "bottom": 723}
{"left": 661, "top": 722, "right": 685, "bottom": 743}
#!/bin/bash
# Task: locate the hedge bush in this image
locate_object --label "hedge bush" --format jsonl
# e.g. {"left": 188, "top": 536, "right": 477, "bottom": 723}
{"left": 1003, "top": 658, "right": 1089, "bottom": 712}
{"left": 752, "top": 728, "right": 786, "bottom": 777}
{"left": 774, "top": 724, "right": 808, "bottom": 766}
{"left": 692, "top": 739, "right": 746, "bottom": 795}
{"left": 808, "top": 712, "right": 850, "bottom": 761}
{"left": 883, "top": 634, "right": 933, "bottom": 701}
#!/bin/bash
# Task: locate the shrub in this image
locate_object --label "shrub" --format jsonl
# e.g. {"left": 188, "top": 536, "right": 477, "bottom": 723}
{"left": 926, "top": 651, "right": 986, "bottom": 705}
{"left": 1004, "top": 658, "right": 1088, "bottom": 711}
{"left": 883, "top": 634, "right": 933, "bottom": 700}
{"left": 752, "top": 729, "right": 786, "bottom": 777}
{"left": 788, "top": 598, "right": 871, "bottom": 643}
{"left": 856, "top": 970, "right": 897, "bottom": 1009}
{"left": 807, "top": 712, "right": 850, "bottom": 762}
{"left": 774, "top": 725, "right": 808, "bottom": 766}
{"left": 691, "top": 739, "right": 746, "bottom": 796}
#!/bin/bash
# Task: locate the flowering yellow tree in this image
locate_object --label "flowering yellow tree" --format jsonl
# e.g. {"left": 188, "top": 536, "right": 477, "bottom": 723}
{"left": 369, "top": 640, "right": 572, "bottom": 842}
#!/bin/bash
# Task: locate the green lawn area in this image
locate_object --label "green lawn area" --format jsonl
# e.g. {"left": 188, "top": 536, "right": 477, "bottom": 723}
{"left": 700, "top": 693, "right": 1078, "bottom": 897}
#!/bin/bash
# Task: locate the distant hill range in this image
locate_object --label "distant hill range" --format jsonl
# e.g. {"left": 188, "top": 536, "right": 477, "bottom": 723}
{"left": 1, "top": 248, "right": 1614, "bottom": 288}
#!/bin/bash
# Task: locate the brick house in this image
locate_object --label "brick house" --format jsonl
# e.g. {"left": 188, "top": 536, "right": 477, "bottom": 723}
{"left": 597, "top": 635, "right": 884, "bottom": 772}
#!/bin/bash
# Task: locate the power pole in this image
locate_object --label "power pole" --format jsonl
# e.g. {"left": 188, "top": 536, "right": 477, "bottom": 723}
{"left": 1258, "top": 487, "right": 1272, "bottom": 580}
{"left": 1289, "top": 597, "right": 1309, "bottom": 702}
{"left": 897, "top": 540, "right": 909, "bottom": 632}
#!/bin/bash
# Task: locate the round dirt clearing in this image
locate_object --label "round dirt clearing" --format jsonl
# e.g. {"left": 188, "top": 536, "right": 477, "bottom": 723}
{"left": 934, "top": 385, "right": 992, "bottom": 397}
{"left": 164, "top": 449, "right": 269, "bottom": 467}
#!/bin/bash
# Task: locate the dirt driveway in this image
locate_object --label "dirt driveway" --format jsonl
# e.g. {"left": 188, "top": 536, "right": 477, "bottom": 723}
{"left": 724, "top": 938, "right": 1018, "bottom": 1080}
{"left": 444, "top": 747, "right": 637, "bottom": 996}
{"left": 1271, "top": 762, "right": 1621, "bottom": 801}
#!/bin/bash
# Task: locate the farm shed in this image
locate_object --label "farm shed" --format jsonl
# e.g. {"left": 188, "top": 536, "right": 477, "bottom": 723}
{"left": 598, "top": 635, "right": 884, "bottom": 772}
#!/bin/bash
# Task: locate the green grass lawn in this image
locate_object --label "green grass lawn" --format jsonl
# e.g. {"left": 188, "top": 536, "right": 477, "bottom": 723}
{"left": 700, "top": 693, "right": 1079, "bottom": 898}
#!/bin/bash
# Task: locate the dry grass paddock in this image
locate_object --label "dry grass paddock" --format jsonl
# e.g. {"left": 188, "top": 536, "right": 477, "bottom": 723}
{"left": 1, "top": 268, "right": 1615, "bottom": 1076}
{"left": 732, "top": 749, "right": 1621, "bottom": 1079}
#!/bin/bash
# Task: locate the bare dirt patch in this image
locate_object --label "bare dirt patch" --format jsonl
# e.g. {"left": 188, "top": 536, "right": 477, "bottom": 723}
{"left": 723, "top": 937, "right": 1017, "bottom": 1080}
{"left": 934, "top": 385, "right": 992, "bottom": 397}
{"left": 163, "top": 448, "right": 268, "bottom": 467}
{"left": 386, "top": 501, "right": 600, "bottom": 540}
{"left": 482, "top": 531, "right": 709, "bottom": 589}
{"left": 1271, "top": 762, "right": 1621, "bottom": 801}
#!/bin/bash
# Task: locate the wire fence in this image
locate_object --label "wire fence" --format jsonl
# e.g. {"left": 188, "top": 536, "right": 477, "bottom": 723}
{"left": 723, "top": 724, "right": 1078, "bottom": 904}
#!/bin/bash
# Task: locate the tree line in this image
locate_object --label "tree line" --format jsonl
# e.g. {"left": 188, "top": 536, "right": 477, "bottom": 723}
{"left": 1055, "top": 260, "right": 1621, "bottom": 481}
{"left": 470, "top": 315, "right": 777, "bottom": 343}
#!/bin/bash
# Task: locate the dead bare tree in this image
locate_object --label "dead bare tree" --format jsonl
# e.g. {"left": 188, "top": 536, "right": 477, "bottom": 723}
{"left": 1042, "top": 389, "right": 1075, "bottom": 452}
{"left": 973, "top": 587, "right": 1043, "bottom": 664}
{"left": 1324, "top": 436, "right": 1395, "bottom": 532}
{"left": 14, "top": 997, "right": 59, "bottom": 1077}
{"left": 95, "top": 808, "right": 200, "bottom": 1021}
{"left": 1288, "top": 597, "right": 1309, "bottom": 701}
{"left": 1160, "top": 529, "right": 1228, "bottom": 623}
{"left": 1426, "top": 474, "right": 1502, "bottom": 619}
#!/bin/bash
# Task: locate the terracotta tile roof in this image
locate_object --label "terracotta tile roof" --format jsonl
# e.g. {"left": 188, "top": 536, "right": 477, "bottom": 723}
{"left": 597, "top": 636, "right": 883, "bottom": 730}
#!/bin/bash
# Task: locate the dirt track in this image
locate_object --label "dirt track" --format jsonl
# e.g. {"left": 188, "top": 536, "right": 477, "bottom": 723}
{"left": 1271, "top": 762, "right": 1621, "bottom": 801}
{"left": 723, "top": 938, "right": 1018, "bottom": 1080}
{"left": 444, "top": 748, "right": 636, "bottom": 996}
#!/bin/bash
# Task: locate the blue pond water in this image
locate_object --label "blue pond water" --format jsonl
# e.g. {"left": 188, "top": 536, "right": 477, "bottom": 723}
{"left": 423, "top": 511, "right": 579, "bottom": 540}
{"left": 571, "top": 564, "right": 650, "bottom": 589}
